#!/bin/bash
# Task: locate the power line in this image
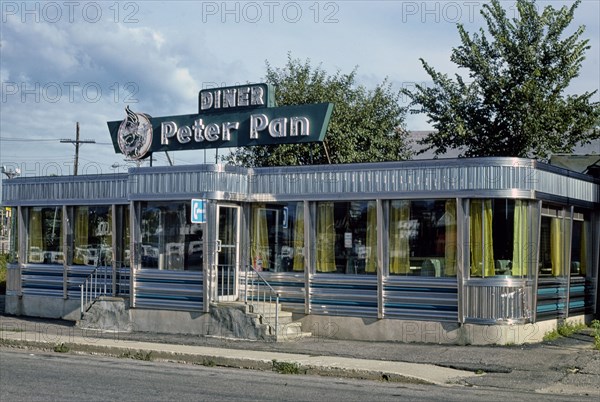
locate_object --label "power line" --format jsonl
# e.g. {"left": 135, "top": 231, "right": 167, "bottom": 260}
{"left": 0, "top": 137, "right": 63, "bottom": 142}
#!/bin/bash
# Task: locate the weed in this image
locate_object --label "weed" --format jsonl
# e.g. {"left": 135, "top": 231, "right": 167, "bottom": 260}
{"left": 1, "top": 328, "right": 25, "bottom": 333}
{"left": 272, "top": 359, "right": 300, "bottom": 374}
{"left": 544, "top": 321, "right": 586, "bottom": 342}
{"left": 591, "top": 320, "right": 600, "bottom": 351}
{"left": 0, "top": 253, "right": 7, "bottom": 294}
{"left": 557, "top": 321, "right": 586, "bottom": 337}
{"left": 543, "top": 329, "right": 560, "bottom": 342}
{"left": 120, "top": 350, "right": 153, "bottom": 361}
{"left": 53, "top": 343, "right": 70, "bottom": 353}
{"left": 203, "top": 359, "right": 216, "bottom": 367}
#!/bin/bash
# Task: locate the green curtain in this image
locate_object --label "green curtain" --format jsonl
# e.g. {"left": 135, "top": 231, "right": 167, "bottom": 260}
{"left": 28, "top": 208, "right": 43, "bottom": 263}
{"left": 365, "top": 201, "right": 377, "bottom": 273}
{"left": 551, "top": 217, "right": 563, "bottom": 277}
{"left": 470, "top": 200, "right": 494, "bottom": 277}
{"left": 250, "top": 204, "right": 269, "bottom": 271}
{"left": 389, "top": 200, "right": 410, "bottom": 275}
{"left": 316, "top": 202, "right": 336, "bottom": 273}
{"left": 580, "top": 221, "right": 588, "bottom": 275}
{"left": 292, "top": 203, "right": 304, "bottom": 272}
{"left": 512, "top": 200, "right": 528, "bottom": 277}
{"left": 74, "top": 207, "right": 89, "bottom": 265}
{"left": 444, "top": 200, "right": 457, "bottom": 276}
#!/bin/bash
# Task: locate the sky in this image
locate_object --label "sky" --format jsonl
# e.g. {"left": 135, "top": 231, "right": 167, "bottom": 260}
{"left": 1, "top": 0, "right": 599, "bottom": 186}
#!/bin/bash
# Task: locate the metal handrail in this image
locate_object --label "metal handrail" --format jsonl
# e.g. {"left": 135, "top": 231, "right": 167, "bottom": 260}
{"left": 244, "top": 265, "right": 280, "bottom": 338}
{"left": 79, "top": 264, "right": 110, "bottom": 318}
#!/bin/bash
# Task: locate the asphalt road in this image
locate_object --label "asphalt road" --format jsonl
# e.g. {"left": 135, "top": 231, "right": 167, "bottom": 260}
{"left": 0, "top": 348, "right": 591, "bottom": 401}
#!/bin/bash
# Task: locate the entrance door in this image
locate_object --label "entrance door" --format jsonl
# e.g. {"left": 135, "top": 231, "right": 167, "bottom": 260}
{"left": 216, "top": 205, "right": 241, "bottom": 301}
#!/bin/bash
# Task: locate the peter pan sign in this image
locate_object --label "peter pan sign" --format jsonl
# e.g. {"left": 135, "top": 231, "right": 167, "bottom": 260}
{"left": 107, "top": 83, "right": 333, "bottom": 160}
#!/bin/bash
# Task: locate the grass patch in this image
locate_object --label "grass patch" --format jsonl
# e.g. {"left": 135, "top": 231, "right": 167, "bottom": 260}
{"left": 544, "top": 321, "right": 591, "bottom": 342}
{"left": 120, "top": 350, "right": 153, "bottom": 361}
{"left": 272, "top": 359, "right": 300, "bottom": 374}
{"left": 1, "top": 327, "right": 25, "bottom": 333}
{"left": 53, "top": 343, "right": 70, "bottom": 353}
{"left": 591, "top": 320, "right": 600, "bottom": 351}
{"left": 0, "top": 253, "right": 7, "bottom": 294}
{"left": 557, "top": 321, "right": 586, "bottom": 337}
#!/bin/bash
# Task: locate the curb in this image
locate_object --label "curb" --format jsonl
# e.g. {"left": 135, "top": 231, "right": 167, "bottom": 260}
{"left": 0, "top": 333, "right": 476, "bottom": 385}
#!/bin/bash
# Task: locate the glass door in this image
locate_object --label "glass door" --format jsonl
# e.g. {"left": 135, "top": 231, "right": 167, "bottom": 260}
{"left": 216, "top": 205, "right": 241, "bottom": 301}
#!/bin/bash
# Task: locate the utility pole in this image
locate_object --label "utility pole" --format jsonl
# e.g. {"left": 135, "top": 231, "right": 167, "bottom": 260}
{"left": 61, "top": 122, "right": 95, "bottom": 175}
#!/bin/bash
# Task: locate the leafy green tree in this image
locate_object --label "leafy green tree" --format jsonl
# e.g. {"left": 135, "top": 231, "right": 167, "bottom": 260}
{"left": 403, "top": 0, "right": 600, "bottom": 159}
{"left": 225, "top": 55, "right": 412, "bottom": 166}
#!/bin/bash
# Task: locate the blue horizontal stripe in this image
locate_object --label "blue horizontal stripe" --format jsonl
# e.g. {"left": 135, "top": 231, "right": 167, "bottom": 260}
{"left": 136, "top": 294, "right": 202, "bottom": 302}
{"left": 385, "top": 303, "right": 457, "bottom": 312}
{"left": 311, "top": 299, "right": 377, "bottom": 307}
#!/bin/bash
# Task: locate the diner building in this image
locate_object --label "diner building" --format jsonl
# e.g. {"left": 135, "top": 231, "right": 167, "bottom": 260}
{"left": 2, "top": 157, "right": 599, "bottom": 344}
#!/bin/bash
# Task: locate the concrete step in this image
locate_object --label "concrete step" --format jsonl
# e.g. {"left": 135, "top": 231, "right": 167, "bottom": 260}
{"left": 248, "top": 301, "right": 282, "bottom": 312}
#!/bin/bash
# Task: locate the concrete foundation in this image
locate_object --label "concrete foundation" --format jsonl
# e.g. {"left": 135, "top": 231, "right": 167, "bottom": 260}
{"left": 4, "top": 295, "right": 592, "bottom": 345}
{"left": 4, "top": 295, "right": 80, "bottom": 321}
{"left": 296, "top": 314, "right": 593, "bottom": 345}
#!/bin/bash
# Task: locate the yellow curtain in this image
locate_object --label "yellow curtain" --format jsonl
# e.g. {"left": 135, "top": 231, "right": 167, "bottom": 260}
{"left": 580, "top": 221, "right": 588, "bottom": 275}
{"left": 512, "top": 200, "right": 528, "bottom": 277}
{"left": 551, "top": 217, "right": 563, "bottom": 276}
{"left": 365, "top": 201, "right": 377, "bottom": 273}
{"left": 316, "top": 202, "right": 336, "bottom": 272}
{"left": 292, "top": 203, "right": 304, "bottom": 272}
{"left": 444, "top": 200, "right": 457, "bottom": 276}
{"left": 470, "top": 200, "right": 494, "bottom": 277}
{"left": 250, "top": 204, "right": 269, "bottom": 271}
{"left": 105, "top": 206, "right": 113, "bottom": 266}
{"left": 389, "top": 200, "right": 410, "bottom": 275}
{"left": 123, "top": 205, "right": 131, "bottom": 267}
{"left": 74, "top": 206, "right": 89, "bottom": 265}
{"left": 28, "top": 208, "right": 43, "bottom": 263}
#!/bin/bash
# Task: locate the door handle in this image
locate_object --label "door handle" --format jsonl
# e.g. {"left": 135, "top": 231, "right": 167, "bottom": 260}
{"left": 216, "top": 240, "right": 222, "bottom": 252}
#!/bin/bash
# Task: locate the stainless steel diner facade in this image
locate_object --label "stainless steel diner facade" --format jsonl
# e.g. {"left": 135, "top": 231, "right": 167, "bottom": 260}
{"left": 2, "top": 157, "right": 599, "bottom": 344}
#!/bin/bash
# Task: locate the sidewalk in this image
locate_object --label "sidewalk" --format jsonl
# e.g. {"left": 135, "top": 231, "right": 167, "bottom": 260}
{"left": 1, "top": 311, "right": 599, "bottom": 396}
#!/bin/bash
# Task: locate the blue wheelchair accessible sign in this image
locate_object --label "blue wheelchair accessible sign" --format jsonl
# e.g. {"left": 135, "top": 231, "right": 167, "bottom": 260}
{"left": 191, "top": 199, "right": 206, "bottom": 223}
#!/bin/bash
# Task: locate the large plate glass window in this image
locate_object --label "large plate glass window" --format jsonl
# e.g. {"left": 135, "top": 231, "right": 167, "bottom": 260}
{"left": 539, "top": 206, "right": 569, "bottom": 278}
{"left": 72, "top": 206, "right": 113, "bottom": 266}
{"left": 570, "top": 210, "right": 590, "bottom": 278}
{"left": 314, "top": 201, "right": 377, "bottom": 275}
{"left": 27, "top": 206, "right": 63, "bottom": 264}
{"left": 139, "top": 201, "right": 203, "bottom": 271}
{"left": 469, "top": 199, "right": 533, "bottom": 278}
{"left": 7, "top": 207, "right": 18, "bottom": 264}
{"left": 389, "top": 199, "right": 457, "bottom": 277}
{"left": 249, "top": 201, "right": 304, "bottom": 272}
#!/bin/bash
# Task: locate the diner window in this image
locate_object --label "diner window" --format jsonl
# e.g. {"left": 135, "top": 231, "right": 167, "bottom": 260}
{"left": 73, "top": 206, "right": 112, "bottom": 266}
{"left": 314, "top": 201, "right": 377, "bottom": 275}
{"left": 140, "top": 201, "right": 203, "bottom": 271}
{"left": 115, "top": 205, "right": 130, "bottom": 268}
{"left": 569, "top": 211, "right": 589, "bottom": 277}
{"left": 250, "top": 201, "right": 304, "bottom": 272}
{"left": 469, "top": 199, "right": 532, "bottom": 278}
{"left": 27, "top": 206, "right": 63, "bottom": 264}
{"left": 539, "top": 207, "right": 568, "bottom": 278}
{"left": 389, "top": 199, "right": 457, "bottom": 277}
{"left": 7, "top": 207, "right": 18, "bottom": 264}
